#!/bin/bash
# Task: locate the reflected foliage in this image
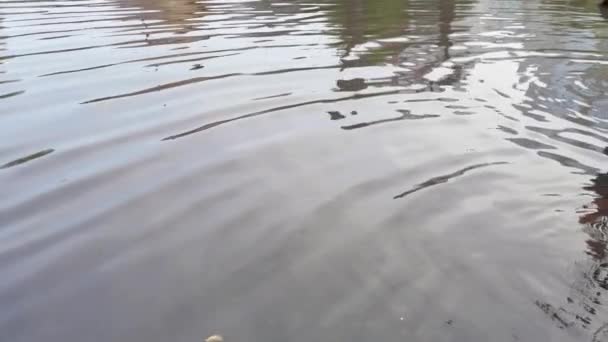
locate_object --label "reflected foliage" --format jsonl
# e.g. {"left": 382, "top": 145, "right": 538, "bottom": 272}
{"left": 538, "top": 151, "right": 608, "bottom": 337}
{"left": 117, "top": 0, "right": 207, "bottom": 34}
{"left": 323, "top": 0, "right": 475, "bottom": 87}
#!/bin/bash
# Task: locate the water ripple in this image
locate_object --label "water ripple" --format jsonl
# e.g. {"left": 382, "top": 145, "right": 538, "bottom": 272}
{"left": 2, "top": 0, "right": 608, "bottom": 341}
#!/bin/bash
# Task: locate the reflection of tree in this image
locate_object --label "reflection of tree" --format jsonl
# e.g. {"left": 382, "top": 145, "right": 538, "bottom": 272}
{"left": 575, "top": 166, "right": 608, "bottom": 339}
{"left": 438, "top": 0, "right": 456, "bottom": 60}
{"left": 117, "top": 0, "right": 207, "bottom": 33}
{"left": 321, "top": 0, "right": 475, "bottom": 90}
{"left": 582, "top": 4, "right": 608, "bottom": 123}
{"left": 515, "top": 4, "right": 608, "bottom": 337}
{"left": 579, "top": 160, "right": 608, "bottom": 306}
{"left": 213, "top": 0, "right": 475, "bottom": 91}
{"left": 581, "top": 173, "right": 608, "bottom": 237}
{"left": 326, "top": 0, "right": 410, "bottom": 62}
{"left": 525, "top": 0, "right": 608, "bottom": 126}
{"left": 567, "top": 0, "right": 608, "bottom": 12}
{"left": 521, "top": 4, "right": 608, "bottom": 294}
{"left": 533, "top": 164, "right": 608, "bottom": 337}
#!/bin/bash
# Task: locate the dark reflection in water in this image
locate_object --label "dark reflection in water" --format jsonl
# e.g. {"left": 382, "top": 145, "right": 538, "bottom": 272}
{"left": 535, "top": 158, "right": 608, "bottom": 340}
{"left": 0, "top": 149, "right": 54, "bottom": 169}
{"left": 393, "top": 161, "right": 508, "bottom": 199}
{"left": 118, "top": 0, "right": 207, "bottom": 24}
{"left": 115, "top": 0, "right": 208, "bottom": 45}
{"left": 2, "top": 0, "right": 608, "bottom": 342}
{"left": 327, "top": 0, "right": 473, "bottom": 91}
{"left": 341, "top": 109, "right": 440, "bottom": 130}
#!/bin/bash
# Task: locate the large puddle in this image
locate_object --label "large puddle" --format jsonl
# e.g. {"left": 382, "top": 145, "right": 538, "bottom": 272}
{"left": 1, "top": 0, "right": 608, "bottom": 341}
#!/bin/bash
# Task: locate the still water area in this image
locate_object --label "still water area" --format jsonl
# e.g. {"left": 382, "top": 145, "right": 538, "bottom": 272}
{"left": 2, "top": 0, "right": 608, "bottom": 341}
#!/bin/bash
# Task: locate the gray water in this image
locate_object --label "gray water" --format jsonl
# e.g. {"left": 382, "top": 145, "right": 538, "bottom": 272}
{"left": 1, "top": 0, "right": 608, "bottom": 341}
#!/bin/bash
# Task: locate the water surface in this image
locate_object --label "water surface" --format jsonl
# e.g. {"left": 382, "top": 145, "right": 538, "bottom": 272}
{"left": 2, "top": 0, "right": 608, "bottom": 341}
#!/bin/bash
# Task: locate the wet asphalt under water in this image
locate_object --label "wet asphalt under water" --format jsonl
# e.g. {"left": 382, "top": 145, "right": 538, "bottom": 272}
{"left": 2, "top": 0, "right": 608, "bottom": 341}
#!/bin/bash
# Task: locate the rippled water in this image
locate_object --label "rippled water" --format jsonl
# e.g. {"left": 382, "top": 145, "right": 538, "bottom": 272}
{"left": 2, "top": 0, "right": 608, "bottom": 341}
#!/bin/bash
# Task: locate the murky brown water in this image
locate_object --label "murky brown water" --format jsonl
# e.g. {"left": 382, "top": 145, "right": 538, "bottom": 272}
{"left": 1, "top": 0, "right": 608, "bottom": 341}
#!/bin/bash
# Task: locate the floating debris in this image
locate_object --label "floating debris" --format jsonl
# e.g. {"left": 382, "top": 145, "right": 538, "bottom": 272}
{"left": 327, "top": 111, "right": 346, "bottom": 121}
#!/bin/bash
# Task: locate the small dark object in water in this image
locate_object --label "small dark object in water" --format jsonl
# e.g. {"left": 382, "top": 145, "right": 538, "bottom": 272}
{"left": 327, "top": 111, "right": 346, "bottom": 120}
{"left": 445, "top": 320, "right": 453, "bottom": 326}
{"left": 191, "top": 64, "right": 204, "bottom": 70}
{"left": 336, "top": 78, "right": 367, "bottom": 91}
{"left": 351, "top": 111, "right": 358, "bottom": 115}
